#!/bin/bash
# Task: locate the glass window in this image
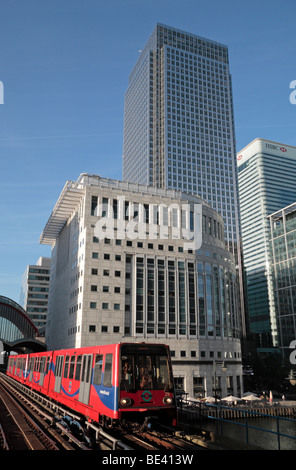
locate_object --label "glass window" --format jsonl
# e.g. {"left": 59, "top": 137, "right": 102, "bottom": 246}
{"left": 69, "top": 356, "right": 76, "bottom": 379}
{"left": 103, "top": 354, "right": 113, "bottom": 387}
{"left": 75, "top": 355, "right": 82, "bottom": 380}
{"left": 93, "top": 354, "right": 103, "bottom": 385}
{"left": 64, "top": 356, "right": 70, "bottom": 378}
{"left": 120, "top": 345, "right": 173, "bottom": 392}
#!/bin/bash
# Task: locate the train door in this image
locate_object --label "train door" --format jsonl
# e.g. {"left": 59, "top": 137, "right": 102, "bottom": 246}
{"left": 29, "top": 357, "right": 34, "bottom": 382}
{"left": 39, "top": 357, "right": 46, "bottom": 387}
{"left": 79, "top": 354, "right": 92, "bottom": 404}
{"left": 54, "top": 355, "right": 64, "bottom": 393}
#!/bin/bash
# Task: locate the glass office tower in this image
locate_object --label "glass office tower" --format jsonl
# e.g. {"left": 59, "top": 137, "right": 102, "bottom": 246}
{"left": 237, "top": 139, "right": 296, "bottom": 349}
{"left": 269, "top": 203, "right": 296, "bottom": 359}
{"left": 123, "top": 23, "right": 245, "bottom": 333}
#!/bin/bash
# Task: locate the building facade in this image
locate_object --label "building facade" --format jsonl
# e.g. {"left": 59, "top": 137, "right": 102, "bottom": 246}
{"left": 269, "top": 203, "right": 296, "bottom": 360}
{"left": 40, "top": 173, "right": 242, "bottom": 398}
{"left": 122, "top": 23, "right": 245, "bottom": 334}
{"left": 19, "top": 257, "right": 51, "bottom": 333}
{"left": 237, "top": 139, "right": 296, "bottom": 349}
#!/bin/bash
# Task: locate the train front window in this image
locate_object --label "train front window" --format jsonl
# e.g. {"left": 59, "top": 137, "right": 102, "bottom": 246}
{"left": 120, "top": 346, "right": 173, "bottom": 392}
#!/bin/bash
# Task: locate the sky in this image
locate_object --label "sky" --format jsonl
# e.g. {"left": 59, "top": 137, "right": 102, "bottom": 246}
{"left": 1, "top": 0, "right": 296, "bottom": 304}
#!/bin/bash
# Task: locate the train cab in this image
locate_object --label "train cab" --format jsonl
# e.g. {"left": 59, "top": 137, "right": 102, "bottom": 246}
{"left": 118, "top": 343, "right": 177, "bottom": 426}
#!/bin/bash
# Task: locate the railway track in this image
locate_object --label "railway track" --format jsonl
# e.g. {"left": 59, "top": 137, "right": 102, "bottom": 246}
{"left": 0, "top": 373, "right": 94, "bottom": 450}
{"left": 0, "top": 378, "right": 60, "bottom": 450}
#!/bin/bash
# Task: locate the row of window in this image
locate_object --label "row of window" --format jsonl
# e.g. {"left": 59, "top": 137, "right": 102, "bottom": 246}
{"left": 90, "top": 302, "right": 121, "bottom": 310}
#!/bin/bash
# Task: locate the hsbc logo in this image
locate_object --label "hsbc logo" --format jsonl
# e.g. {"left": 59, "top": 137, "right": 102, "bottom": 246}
{"left": 237, "top": 155, "right": 243, "bottom": 161}
{"left": 266, "top": 143, "right": 287, "bottom": 153}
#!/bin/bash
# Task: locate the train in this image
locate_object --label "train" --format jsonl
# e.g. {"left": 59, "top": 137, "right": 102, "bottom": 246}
{"left": 6, "top": 342, "right": 177, "bottom": 429}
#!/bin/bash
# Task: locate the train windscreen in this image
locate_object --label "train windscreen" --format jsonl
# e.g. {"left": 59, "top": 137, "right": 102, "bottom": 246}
{"left": 120, "top": 344, "right": 173, "bottom": 392}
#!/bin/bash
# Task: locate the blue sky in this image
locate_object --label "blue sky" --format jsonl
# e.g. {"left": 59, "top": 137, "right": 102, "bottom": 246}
{"left": 1, "top": 0, "right": 296, "bottom": 303}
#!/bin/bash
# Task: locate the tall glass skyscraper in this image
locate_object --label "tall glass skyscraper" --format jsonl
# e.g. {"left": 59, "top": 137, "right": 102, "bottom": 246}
{"left": 269, "top": 203, "right": 296, "bottom": 359}
{"left": 237, "top": 138, "right": 296, "bottom": 349}
{"left": 123, "top": 23, "right": 245, "bottom": 333}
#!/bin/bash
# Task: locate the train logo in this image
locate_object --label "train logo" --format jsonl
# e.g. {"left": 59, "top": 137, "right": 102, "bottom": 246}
{"left": 141, "top": 390, "right": 152, "bottom": 402}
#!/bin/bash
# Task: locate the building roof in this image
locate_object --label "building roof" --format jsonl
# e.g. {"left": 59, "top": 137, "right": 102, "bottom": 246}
{"left": 40, "top": 172, "right": 212, "bottom": 246}
{"left": 40, "top": 180, "right": 85, "bottom": 245}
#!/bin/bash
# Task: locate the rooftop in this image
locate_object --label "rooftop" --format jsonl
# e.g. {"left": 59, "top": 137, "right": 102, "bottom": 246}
{"left": 40, "top": 173, "right": 211, "bottom": 246}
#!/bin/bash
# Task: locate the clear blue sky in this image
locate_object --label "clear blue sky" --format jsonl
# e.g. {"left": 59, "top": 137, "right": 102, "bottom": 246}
{"left": 1, "top": 0, "right": 296, "bottom": 303}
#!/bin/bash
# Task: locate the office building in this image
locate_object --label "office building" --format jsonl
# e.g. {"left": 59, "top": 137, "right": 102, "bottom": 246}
{"left": 237, "top": 138, "right": 296, "bottom": 349}
{"left": 19, "top": 256, "right": 51, "bottom": 332}
{"left": 40, "top": 173, "right": 242, "bottom": 398}
{"left": 269, "top": 203, "right": 296, "bottom": 360}
{"left": 122, "top": 23, "right": 245, "bottom": 334}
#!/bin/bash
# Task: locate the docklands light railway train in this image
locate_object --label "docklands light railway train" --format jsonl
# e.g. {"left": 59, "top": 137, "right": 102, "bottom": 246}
{"left": 6, "top": 342, "right": 177, "bottom": 428}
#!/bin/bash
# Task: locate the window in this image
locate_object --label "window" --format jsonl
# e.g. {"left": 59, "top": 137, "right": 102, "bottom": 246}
{"left": 89, "top": 325, "right": 96, "bottom": 332}
{"left": 91, "top": 285, "right": 97, "bottom": 292}
{"left": 114, "top": 286, "right": 120, "bottom": 293}
{"left": 93, "top": 355, "right": 103, "bottom": 385}
{"left": 92, "top": 252, "right": 99, "bottom": 259}
{"left": 75, "top": 355, "right": 82, "bottom": 380}
{"left": 92, "top": 268, "right": 98, "bottom": 275}
{"left": 114, "top": 303, "right": 120, "bottom": 310}
{"left": 102, "top": 303, "right": 108, "bottom": 309}
{"left": 90, "top": 302, "right": 97, "bottom": 309}
{"left": 64, "top": 356, "right": 70, "bottom": 378}
{"left": 103, "top": 286, "right": 109, "bottom": 292}
{"left": 101, "top": 325, "right": 108, "bottom": 332}
{"left": 103, "top": 354, "right": 113, "bottom": 387}
{"left": 91, "top": 196, "right": 98, "bottom": 216}
{"left": 69, "top": 356, "right": 76, "bottom": 379}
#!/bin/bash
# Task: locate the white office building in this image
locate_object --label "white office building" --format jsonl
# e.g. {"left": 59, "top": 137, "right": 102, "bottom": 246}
{"left": 40, "top": 173, "right": 243, "bottom": 398}
{"left": 19, "top": 256, "right": 51, "bottom": 333}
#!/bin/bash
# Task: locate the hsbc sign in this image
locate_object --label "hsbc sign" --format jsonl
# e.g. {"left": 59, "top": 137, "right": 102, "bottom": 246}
{"left": 265, "top": 143, "right": 287, "bottom": 153}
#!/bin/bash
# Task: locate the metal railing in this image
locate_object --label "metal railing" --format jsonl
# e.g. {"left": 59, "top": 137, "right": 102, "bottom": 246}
{"left": 178, "top": 398, "right": 296, "bottom": 450}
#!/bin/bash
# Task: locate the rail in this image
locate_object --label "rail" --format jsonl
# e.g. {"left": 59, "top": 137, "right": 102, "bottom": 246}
{"left": 178, "top": 398, "right": 296, "bottom": 450}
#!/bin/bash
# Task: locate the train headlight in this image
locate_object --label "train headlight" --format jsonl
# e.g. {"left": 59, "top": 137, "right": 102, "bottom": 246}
{"left": 120, "top": 397, "right": 132, "bottom": 406}
{"left": 163, "top": 396, "right": 174, "bottom": 405}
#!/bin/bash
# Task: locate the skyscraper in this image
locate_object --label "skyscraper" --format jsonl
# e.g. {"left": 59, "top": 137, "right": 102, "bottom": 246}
{"left": 19, "top": 256, "right": 51, "bottom": 333}
{"left": 269, "top": 202, "right": 296, "bottom": 359}
{"left": 123, "top": 23, "right": 245, "bottom": 332}
{"left": 237, "top": 138, "right": 296, "bottom": 349}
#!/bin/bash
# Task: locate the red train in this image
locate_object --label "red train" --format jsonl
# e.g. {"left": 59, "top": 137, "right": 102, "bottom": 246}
{"left": 6, "top": 342, "right": 177, "bottom": 428}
